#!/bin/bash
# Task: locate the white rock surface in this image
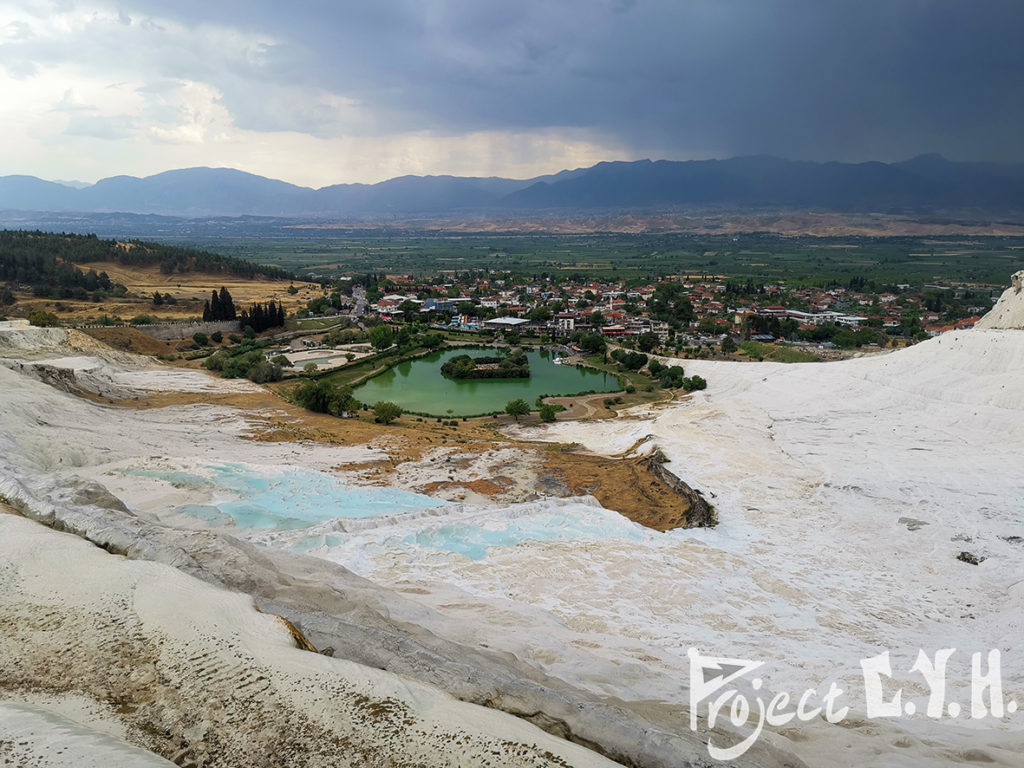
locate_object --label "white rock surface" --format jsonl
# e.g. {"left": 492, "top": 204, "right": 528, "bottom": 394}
{"left": 976, "top": 269, "right": 1024, "bottom": 329}
{"left": 0, "top": 513, "right": 621, "bottom": 767}
{"left": 2, "top": 283, "right": 1024, "bottom": 767}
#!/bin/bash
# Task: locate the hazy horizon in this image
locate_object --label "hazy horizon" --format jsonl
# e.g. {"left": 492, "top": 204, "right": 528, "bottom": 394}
{"left": 19, "top": 151, "right": 1016, "bottom": 192}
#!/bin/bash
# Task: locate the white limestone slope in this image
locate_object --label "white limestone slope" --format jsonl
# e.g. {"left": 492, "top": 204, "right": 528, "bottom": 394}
{"left": 0, "top": 323, "right": 261, "bottom": 398}
{"left": 1, "top": 275, "right": 1023, "bottom": 767}
{"left": 0, "top": 512, "right": 619, "bottom": 768}
{"left": 491, "top": 277, "right": 1024, "bottom": 765}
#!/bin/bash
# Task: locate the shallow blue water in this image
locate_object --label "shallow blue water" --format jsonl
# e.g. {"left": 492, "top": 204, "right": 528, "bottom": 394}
{"left": 403, "top": 509, "right": 645, "bottom": 560}
{"left": 121, "top": 463, "right": 447, "bottom": 529}
{"left": 120, "top": 464, "right": 645, "bottom": 561}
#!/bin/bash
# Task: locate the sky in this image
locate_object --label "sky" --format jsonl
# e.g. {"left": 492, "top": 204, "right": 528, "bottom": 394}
{"left": 0, "top": 0, "right": 1022, "bottom": 188}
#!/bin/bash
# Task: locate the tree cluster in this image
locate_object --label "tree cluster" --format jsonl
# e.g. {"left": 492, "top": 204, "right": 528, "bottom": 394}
{"left": 0, "top": 229, "right": 291, "bottom": 281}
{"left": 610, "top": 348, "right": 649, "bottom": 370}
{"left": 1, "top": 231, "right": 123, "bottom": 299}
{"left": 152, "top": 291, "right": 177, "bottom": 306}
{"left": 239, "top": 300, "right": 285, "bottom": 333}
{"left": 203, "top": 343, "right": 283, "bottom": 383}
{"left": 441, "top": 352, "right": 530, "bottom": 380}
{"left": 291, "top": 379, "right": 361, "bottom": 416}
{"left": 648, "top": 359, "right": 686, "bottom": 388}
{"left": 202, "top": 288, "right": 237, "bottom": 322}
{"left": 648, "top": 283, "right": 696, "bottom": 326}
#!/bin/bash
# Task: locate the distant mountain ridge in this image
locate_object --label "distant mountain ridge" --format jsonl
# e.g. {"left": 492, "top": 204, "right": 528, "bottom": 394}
{"left": 2, "top": 155, "right": 1022, "bottom": 217}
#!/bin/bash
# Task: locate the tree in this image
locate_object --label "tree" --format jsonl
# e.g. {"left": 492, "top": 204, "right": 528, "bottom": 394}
{"left": 578, "top": 332, "right": 606, "bottom": 355}
{"left": 372, "top": 401, "right": 403, "bottom": 424}
{"left": 369, "top": 324, "right": 394, "bottom": 351}
{"left": 539, "top": 403, "right": 558, "bottom": 422}
{"left": 637, "top": 332, "right": 659, "bottom": 353}
{"left": 505, "top": 398, "right": 530, "bottom": 421}
{"left": 1, "top": 287, "right": 15, "bottom": 306}
{"left": 219, "top": 287, "right": 237, "bottom": 320}
{"left": 721, "top": 335, "right": 738, "bottom": 354}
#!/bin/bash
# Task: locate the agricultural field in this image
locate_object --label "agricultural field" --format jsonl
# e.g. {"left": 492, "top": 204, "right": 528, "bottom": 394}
{"left": 153, "top": 229, "right": 1024, "bottom": 289}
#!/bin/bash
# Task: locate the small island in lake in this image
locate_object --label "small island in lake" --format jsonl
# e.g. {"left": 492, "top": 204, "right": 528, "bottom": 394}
{"left": 441, "top": 350, "right": 531, "bottom": 379}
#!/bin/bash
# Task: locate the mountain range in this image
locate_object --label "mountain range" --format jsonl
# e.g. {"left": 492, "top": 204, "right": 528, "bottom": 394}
{"left": 1, "top": 155, "right": 1022, "bottom": 218}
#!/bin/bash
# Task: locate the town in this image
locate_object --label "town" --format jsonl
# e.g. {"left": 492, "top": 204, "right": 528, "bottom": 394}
{"left": 298, "top": 269, "right": 997, "bottom": 361}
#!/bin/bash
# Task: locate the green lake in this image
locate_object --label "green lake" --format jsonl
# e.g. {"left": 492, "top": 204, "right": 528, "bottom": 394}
{"left": 352, "top": 348, "right": 621, "bottom": 416}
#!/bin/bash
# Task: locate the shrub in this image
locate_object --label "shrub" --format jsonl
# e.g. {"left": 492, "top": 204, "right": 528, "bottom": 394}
{"left": 682, "top": 375, "right": 708, "bottom": 392}
{"left": 27, "top": 310, "right": 60, "bottom": 327}
{"left": 203, "top": 349, "right": 231, "bottom": 371}
{"left": 249, "top": 361, "right": 283, "bottom": 383}
{"left": 372, "top": 401, "right": 403, "bottom": 424}
{"left": 539, "top": 404, "right": 559, "bottom": 422}
{"left": 210, "top": 331, "right": 223, "bottom": 343}
{"left": 193, "top": 332, "right": 209, "bottom": 345}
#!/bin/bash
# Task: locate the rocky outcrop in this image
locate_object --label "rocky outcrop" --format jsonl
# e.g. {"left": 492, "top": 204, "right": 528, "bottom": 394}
{"left": 975, "top": 269, "right": 1024, "bottom": 329}
{"left": 640, "top": 450, "right": 718, "bottom": 528}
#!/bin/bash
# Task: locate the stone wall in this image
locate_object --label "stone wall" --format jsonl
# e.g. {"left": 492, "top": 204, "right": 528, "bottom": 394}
{"left": 74, "top": 320, "right": 240, "bottom": 340}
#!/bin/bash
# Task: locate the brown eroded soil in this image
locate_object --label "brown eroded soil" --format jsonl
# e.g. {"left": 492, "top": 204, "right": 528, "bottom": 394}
{"left": 540, "top": 452, "right": 693, "bottom": 532}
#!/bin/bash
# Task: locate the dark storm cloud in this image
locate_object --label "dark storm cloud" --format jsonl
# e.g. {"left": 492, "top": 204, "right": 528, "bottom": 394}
{"left": 115, "top": 0, "right": 1024, "bottom": 161}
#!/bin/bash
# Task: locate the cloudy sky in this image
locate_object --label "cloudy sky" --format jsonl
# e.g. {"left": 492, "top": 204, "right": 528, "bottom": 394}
{"left": 1, "top": 0, "right": 1021, "bottom": 187}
